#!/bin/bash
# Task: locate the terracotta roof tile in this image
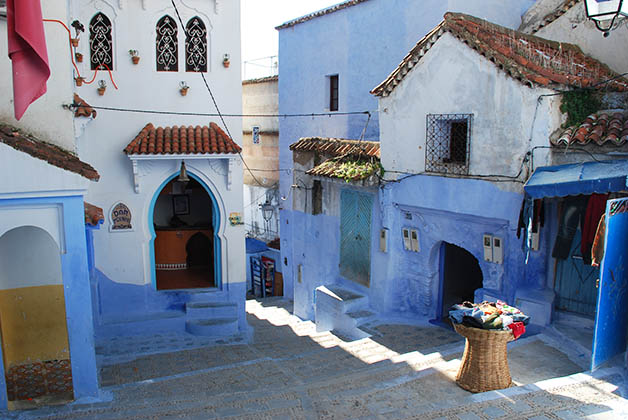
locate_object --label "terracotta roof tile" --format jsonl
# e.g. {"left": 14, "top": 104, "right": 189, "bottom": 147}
{"left": 552, "top": 110, "right": 628, "bottom": 146}
{"left": 276, "top": 0, "right": 369, "bottom": 30}
{"left": 521, "top": 0, "right": 580, "bottom": 35}
{"left": 84, "top": 202, "right": 104, "bottom": 226}
{"left": 371, "top": 13, "right": 628, "bottom": 97}
{"left": 0, "top": 124, "right": 100, "bottom": 181}
{"left": 242, "top": 75, "right": 278, "bottom": 85}
{"left": 306, "top": 158, "right": 380, "bottom": 181}
{"left": 73, "top": 94, "right": 96, "bottom": 118}
{"left": 124, "top": 122, "right": 242, "bottom": 155}
{"left": 289, "top": 137, "right": 380, "bottom": 158}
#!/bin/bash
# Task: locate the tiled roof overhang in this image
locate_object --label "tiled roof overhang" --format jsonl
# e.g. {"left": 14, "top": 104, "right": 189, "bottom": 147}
{"left": 124, "top": 122, "right": 242, "bottom": 156}
{"left": 371, "top": 12, "right": 628, "bottom": 98}
{"left": 276, "top": 0, "right": 370, "bottom": 30}
{"left": 0, "top": 124, "right": 100, "bottom": 181}
{"left": 289, "top": 137, "right": 380, "bottom": 158}
{"left": 73, "top": 94, "right": 97, "bottom": 118}
{"left": 84, "top": 202, "right": 104, "bottom": 226}
{"left": 521, "top": 0, "right": 581, "bottom": 34}
{"left": 242, "top": 75, "right": 278, "bottom": 85}
{"left": 552, "top": 110, "right": 628, "bottom": 146}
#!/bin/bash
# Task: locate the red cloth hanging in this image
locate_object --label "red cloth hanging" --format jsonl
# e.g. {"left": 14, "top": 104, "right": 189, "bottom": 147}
{"left": 581, "top": 194, "right": 608, "bottom": 265}
{"left": 7, "top": 0, "right": 50, "bottom": 120}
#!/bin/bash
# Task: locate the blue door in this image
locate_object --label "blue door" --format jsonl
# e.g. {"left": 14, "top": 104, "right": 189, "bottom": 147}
{"left": 592, "top": 198, "right": 628, "bottom": 370}
{"left": 554, "top": 229, "right": 599, "bottom": 317}
{"left": 339, "top": 190, "right": 372, "bottom": 287}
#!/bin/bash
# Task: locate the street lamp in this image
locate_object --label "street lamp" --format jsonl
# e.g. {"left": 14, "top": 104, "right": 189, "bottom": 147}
{"left": 260, "top": 200, "right": 274, "bottom": 222}
{"left": 584, "top": 0, "right": 628, "bottom": 37}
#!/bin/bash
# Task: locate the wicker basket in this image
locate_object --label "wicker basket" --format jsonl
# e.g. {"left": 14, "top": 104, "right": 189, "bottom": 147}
{"left": 453, "top": 323, "right": 515, "bottom": 393}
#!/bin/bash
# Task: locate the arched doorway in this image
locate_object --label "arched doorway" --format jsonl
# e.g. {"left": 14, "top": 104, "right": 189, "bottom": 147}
{"left": 152, "top": 175, "right": 219, "bottom": 290}
{"left": 0, "top": 226, "right": 73, "bottom": 408}
{"left": 439, "top": 242, "right": 483, "bottom": 318}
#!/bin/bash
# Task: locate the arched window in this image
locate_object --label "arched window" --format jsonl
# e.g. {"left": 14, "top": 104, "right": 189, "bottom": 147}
{"left": 89, "top": 12, "right": 113, "bottom": 71}
{"left": 156, "top": 15, "right": 178, "bottom": 72}
{"left": 185, "top": 17, "right": 207, "bottom": 72}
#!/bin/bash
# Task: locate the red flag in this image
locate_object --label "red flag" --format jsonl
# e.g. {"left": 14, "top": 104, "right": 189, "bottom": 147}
{"left": 7, "top": 0, "right": 50, "bottom": 120}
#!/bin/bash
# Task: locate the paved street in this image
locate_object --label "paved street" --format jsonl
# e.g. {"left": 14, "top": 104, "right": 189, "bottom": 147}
{"left": 8, "top": 298, "right": 628, "bottom": 419}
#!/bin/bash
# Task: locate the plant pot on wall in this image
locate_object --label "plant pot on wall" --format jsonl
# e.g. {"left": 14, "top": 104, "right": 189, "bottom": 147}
{"left": 129, "top": 50, "right": 140, "bottom": 65}
{"left": 132, "top": 56, "right": 140, "bottom": 65}
{"left": 75, "top": 77, "right": 85, "bottom": 86}
{"left": 222, "top": 53, "right": 230, "bottom": 68}
{"left": 75, "top": 52, "right": 83, "bottom": 63}
{"left": 179, "top": 81, "right": 189, "bottom": 96}
{"left": 97, "top": 80, "right": 107, "bottom": 96}
{"left": 70, "top": 38, "right": 79, "bottom": 48}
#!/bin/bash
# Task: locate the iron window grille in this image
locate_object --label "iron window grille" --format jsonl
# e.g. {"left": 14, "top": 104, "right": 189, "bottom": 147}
{"left": 89, "top": 12, "right": 113, "bottom": 71}
{"left": 425, "top": 114, "right": 473, "bottom": 175}
{"left": 185, "top": 17, "right": 207, "bottom": 72}
{"left": 156, "top": 15, "right": 178, "bottom": 72}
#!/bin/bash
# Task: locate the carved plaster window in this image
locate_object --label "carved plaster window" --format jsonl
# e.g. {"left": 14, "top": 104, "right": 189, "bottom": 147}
{"left": 156, "top": 15, "right": 178, "bottom": 71}
{"left": 425, "top": 114, "right": 472, "bottom": 175}
{"left": 89, "top": 12, "right": 114, "bottom": 70}
{"left": 185, "top": 17, "right": 207, "bottom": 72}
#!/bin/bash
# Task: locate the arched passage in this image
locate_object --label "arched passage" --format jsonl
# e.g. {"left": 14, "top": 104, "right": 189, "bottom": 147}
{"left": 0, "top": 226, "right": 73, "bottom": 406}
{"left": 150, "top": 173, "right": 222, "bottom": 290}
{"left": 439, "top": 242, "right": 483, "bottom": 318}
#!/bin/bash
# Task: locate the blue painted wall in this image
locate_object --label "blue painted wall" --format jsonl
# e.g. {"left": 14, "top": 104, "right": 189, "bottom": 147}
{"left": 278, "top": 0, "right": 535, "bottom": 311}
{"left": 0, "top": 195, "right": 99, "bottom": 409}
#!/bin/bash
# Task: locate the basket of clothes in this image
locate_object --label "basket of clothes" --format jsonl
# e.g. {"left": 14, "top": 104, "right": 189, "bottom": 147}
{"left": 449, "top": 301, "right": 529, "bottom": 393}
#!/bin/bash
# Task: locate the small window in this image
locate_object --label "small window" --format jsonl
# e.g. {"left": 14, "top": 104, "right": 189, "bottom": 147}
{"left": 329, "top": 75, "right": 339, "bottom": 112}
{"left": 425, "top": 114, "right": 472, "bottom": 175}
{"left": 89, "top": 12, "right": 114, "bottom": 71}
{"left": 185, "top": 17, "right": 207, "bottom": 72}
{"left": 156, "top": 15, "right": 178, "bottom": 72}
{"left": 312, "top": 180, "right": 323, "bottom": 215}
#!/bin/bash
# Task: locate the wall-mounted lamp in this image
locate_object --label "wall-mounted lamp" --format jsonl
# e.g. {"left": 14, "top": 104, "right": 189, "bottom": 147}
{"left": 260, "top": 200, "right": 274, "bottom": 222}
{"left": 178, "top": 161, "right": 190, "bottom": 183}
{"left": 584, "top": 0, "right": 628, "bottom": 37}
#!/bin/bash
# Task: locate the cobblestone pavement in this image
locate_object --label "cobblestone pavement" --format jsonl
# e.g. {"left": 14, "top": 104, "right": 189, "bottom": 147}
{"left": 8, "top": 298, "right": 628, "bottom": 419}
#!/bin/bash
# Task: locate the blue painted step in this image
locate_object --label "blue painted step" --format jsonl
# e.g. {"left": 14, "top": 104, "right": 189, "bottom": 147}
{"left": 185, "top": 317, "right": 238, "bottom": 336}
{"left": 186, "top": 302, "right": 237, "bottom": 318}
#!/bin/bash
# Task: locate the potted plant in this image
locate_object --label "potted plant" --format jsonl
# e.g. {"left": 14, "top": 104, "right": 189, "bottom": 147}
{"left": 75, "top": 76, "right": 85, "bottom": 86}
{"left": 75, "top": 52, "right": 83, "bottom": 63}
{"left": 222, "top": 53, "right": 230, "bottom": 68}
{"left": 70, "top": 20, "right": 84, "bottom": 48}
{"left": 129, "top": 49, "right": 140, "bottom": 65}
{"left": 97, "top": 80, "right": 107, "bottom": 96}
{"left": 179, "top": 81, "right": 189, "bottom": 96}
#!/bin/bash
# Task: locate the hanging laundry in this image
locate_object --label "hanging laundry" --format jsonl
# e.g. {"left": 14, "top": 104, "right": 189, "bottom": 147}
{"left": 518, "top": 196, "right": 544, "bottom": 263}
{"left": 591, "top": 213, "right": 606, "bottom": 267}
{"left": 552, "top": 195, "right": 588, "bottom": 260}
{"left": 581, "top": 194, "right": 608, "bottom": 265}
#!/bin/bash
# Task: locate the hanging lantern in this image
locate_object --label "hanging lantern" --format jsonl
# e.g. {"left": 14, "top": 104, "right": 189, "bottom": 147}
{"left": 584, "top": 0, "right": 628, "bottom": 36}
{"left": 260, "top": 200, "right": 274, "bottom": 222}
{"left": 178, "top": 161, "right": 190, "bottom": 183}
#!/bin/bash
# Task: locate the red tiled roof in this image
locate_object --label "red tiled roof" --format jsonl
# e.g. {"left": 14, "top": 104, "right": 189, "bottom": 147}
{"left": 371, "top": 12, "right": 628, "bottom": 97}
{"left": 289, "top": 137, "right": 380, "bottom": 158}
{"left": 0, "top": 124, "right": 100, "bottom": 181}
{"left": 84, "top": 202, "right": 104, "bottom": 226}
{"left": 521, "top": 0, "right": 580, "bottom": 34}
{"left": 242, "top": 75, "right": 278, "bottom": 85}
{"left": 124, "top": 122, "right": 242, "bottom": 155}
{"left": 73, "top": 94, "right": 97, "bottom": 118}
{"left": 276, "top": 0, "right": 370, "bottom": 30}
{"left": 552, "top": 110, "right": 628, "bottom": 146}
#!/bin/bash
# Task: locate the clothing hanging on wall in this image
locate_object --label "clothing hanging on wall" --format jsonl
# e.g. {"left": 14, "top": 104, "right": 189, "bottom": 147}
{"left": 591, "top": 213, "right": 606, "bottom": 267}
{"left": 517, "top": 196, "right": 544, "bottom": 262}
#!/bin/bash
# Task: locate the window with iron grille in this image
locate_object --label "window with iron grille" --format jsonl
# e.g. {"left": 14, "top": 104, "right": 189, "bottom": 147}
{"left": 89, "top": 12, "right": 113, "bottom": 71}
{"left": 156, "top": 15, "right": 178, "bottom": 72}
{"left": 329, "top": 75, "right": 339, "bottom": 111}
{"left": 185, "top": 17, "right": 207, "bottom": 72}
{"left": 425, "top": 114, "right": 472, "bottom": 175}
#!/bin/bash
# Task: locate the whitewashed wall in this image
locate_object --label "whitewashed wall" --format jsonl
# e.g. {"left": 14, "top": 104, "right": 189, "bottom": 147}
{"left": 378, "top": 32, "right": 563, "bottom": 190}
{"left": 0, "top": 1, "right": 76, "bottom": 151}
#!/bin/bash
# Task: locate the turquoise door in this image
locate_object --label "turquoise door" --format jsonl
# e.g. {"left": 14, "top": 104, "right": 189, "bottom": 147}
{"left": 554, "top": 229, "right": 599, "bottom": 317}
{"left": 339, "top": 190, "right": 372, "bottom": 287}
{"left": 592, "top": 198, "right": 628, "bottom": 370}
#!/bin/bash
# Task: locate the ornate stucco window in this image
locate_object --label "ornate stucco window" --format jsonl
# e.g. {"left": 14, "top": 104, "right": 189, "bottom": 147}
{"left": 156, "top": 15, "right": 178, "bottom": 72}
{"left": 89, "top": 12, "right": 114, "bottom": 71}
{"left": 185, "top": 17, "right": 207, "bottom": 72}
{"left": 425, "top": 113, "right": 472, "bottom": 175}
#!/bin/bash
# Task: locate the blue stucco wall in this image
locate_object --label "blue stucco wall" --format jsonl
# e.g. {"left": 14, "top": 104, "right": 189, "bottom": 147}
{"left": 278, "top": 0, "right": 535, "bottom": 306}
{"left": 0, "top": 195, "right": 99, "bottom": 410}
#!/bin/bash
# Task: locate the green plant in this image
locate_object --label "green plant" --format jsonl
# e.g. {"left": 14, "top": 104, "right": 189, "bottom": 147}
{"left": 560, "top": 90, "right": 601, "bottom": 128}
{"left": 325, "top": 159, "right": 381, "bottom": 182}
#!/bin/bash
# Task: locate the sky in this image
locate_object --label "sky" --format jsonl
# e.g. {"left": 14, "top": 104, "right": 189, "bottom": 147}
{"left": 240, "top": 0, "right": 341, "bottom": 79}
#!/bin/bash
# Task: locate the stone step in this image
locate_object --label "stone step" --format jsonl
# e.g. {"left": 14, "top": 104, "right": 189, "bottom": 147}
{"left": 185, "top": 301, "right": 237, "bottom": 318}
{"left": 185, "top": 317, "right": 238, "bottom": 336}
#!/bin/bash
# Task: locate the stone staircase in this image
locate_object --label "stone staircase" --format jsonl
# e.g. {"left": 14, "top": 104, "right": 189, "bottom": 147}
{"left": 314, "top": 284, "right": 376, "bottom": 340}
{"left": 184, "top": 301, "right": 239, "bottom": 336}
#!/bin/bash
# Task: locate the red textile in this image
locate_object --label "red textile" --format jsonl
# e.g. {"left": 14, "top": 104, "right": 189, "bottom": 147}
{"left": 7, "top": 0, "right": 50, "bottom": 120}
{"left": 582, "top": 194, "right": 608, "bottom": 264}
{"left": 507, "top": 322, "right": 526, "bottom": 339}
